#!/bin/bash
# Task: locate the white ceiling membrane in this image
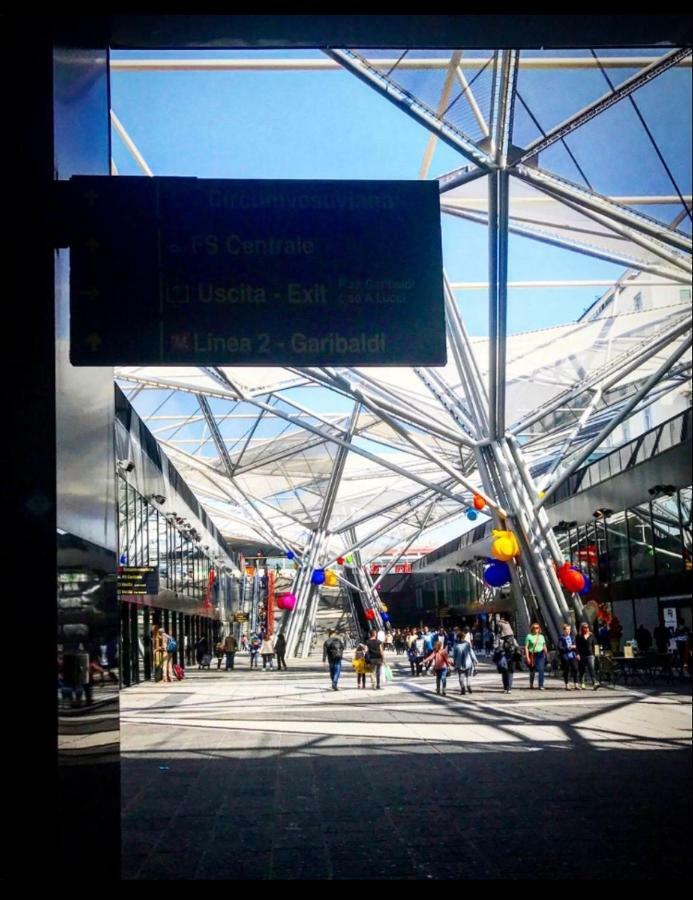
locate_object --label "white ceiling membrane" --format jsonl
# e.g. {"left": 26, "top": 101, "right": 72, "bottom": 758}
{"left": 442, "top": 176, "right": 691, "bottom": 280}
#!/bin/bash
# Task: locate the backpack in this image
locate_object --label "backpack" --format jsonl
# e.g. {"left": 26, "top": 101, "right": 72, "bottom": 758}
{"left": 166, "top": 638, "right": 177, "bottom": 653}
{"left": 326, "top": 638, "right": 343, "bottom": 660}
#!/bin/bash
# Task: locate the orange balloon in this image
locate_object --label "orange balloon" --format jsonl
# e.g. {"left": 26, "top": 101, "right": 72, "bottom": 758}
{"left": 473, "top": 494, "right": 486, "bottom": 511}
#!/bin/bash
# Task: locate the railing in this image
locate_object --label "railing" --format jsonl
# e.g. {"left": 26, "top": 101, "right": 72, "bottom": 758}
{"left": 549, "top": 407, "right": 691, "bottom": 505}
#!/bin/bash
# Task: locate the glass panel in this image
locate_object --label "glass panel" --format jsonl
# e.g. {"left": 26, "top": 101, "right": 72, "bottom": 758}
{"left": 606, "top": 512, "right": 630, "bottom": 582}
{"left": 652, "top": 492, "right": 685, "bottom": 575}
{"left": 594, "top": 519, "right": 609, "bottom": 585}
{"left": 627, "top": 505, "right": 655, "bottom": 579}
{"left": 679, "top": 487, "right": 691, "bottom": 573}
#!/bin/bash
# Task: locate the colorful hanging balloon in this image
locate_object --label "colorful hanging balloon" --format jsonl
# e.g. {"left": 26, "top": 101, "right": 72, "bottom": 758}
{"left": 277, "top": 593, "right": 296, "bottom": 611}
{"left": 365, "top": 609, "right": 375, "bottom": 620}
{"left": 337, "top": 556, "right": 345, "bottom": 565}
{"left": 473, "top": 495, "right": 486, "bottom": 511}
{"left": 466, "top": 509, "right": 478, "bottom": 521}
{"left": 491, "top": 529, "right": 520, "bottom": 562}
{"left": 286, "top": 551, "right": 295, "bottom": 560}
{"left": 579, "top": 575, "right": 592, "bottom": 596}
{"left": 484, "top": 561, "right": 510, "bottom": 587}
{"left": 380, "top": 604, "right": 388, "bottom": 613}
{"left": 557, "top": 562, "right": 585, "bottom": 593}
{"left": 345, "top": 554, "right": 354, "bottom": 564}
{"left": 311, "top": 568, "right": 325, "bottom": 585}
{"left": 324, "top": 570, "right": 338, "bottom": 587}
{"left": 381, "top": 612, "right": 390, "bottom": 622}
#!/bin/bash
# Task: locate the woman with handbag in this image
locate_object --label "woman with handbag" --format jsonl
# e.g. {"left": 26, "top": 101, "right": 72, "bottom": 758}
{"left": 524, "top": 623, "right": 548, "bottom": 690}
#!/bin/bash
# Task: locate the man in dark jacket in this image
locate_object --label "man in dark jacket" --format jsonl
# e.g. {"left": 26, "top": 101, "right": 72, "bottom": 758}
{"left": 275, "top": 631, "right": 288, "bottom": 671}
{"left": 323, "top": 630, "right": 345, "bottom": 691}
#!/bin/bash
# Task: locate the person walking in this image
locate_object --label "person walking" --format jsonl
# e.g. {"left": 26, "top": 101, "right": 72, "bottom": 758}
{"left": 366, "top": 629, "right": 385, "bottom": 689}
{"left": 195, "top": 634, "right": 209, "bottom": 669}
{"left": 494, "top": 632, "right": 518, "bottom": 694}
{"left": 558, "top": 624, "right": 580, "bottom": 690}
{"left": 274, "top": 631, "right": 288, "bottom": 671}
{"left": 260, "top": 634, "right": 275, "bottom": 670}
{"left": 352, "top": 640, "right": 368, "bottom": 689}
{"left": 214, "top": 639, "right": 224, "bottom": 670}
{"left": 249, "top": 634, "right": 261, "bottom": 668}
{"left": 152, "top": 625, "right": 166, "bottom": 683}
{"left": 323, "top": 630, "right": 345, "bottom": 691}
{"left": 576, "top": 622, "right": 599, "bottom": 690}
{"left": 223, "top": 632, "right": 238, "bottom": 670}
{"left": 453, "top": 634, "right": 478, "bottom": 696}
{"left": 422, "top": 640, "right": 453, "bottom": 696}
{"left": 524, "top": 623, "right": 548, "bottom": 690}
{"left": 160, "top": 629, "right": 175, "bottom": 682}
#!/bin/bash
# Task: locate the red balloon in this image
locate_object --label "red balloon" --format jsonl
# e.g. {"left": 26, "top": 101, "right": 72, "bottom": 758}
{"left": 337, "top": 556, "right": 345, "bottom": 565}
{"left": 558, "top": 563, "right": 585, "bottom": 593}
{"left": 365, "top": 609, "right": 375, "bottom": 620}
{"left": 473, "top": 494, "right": 486, "bottom": 511}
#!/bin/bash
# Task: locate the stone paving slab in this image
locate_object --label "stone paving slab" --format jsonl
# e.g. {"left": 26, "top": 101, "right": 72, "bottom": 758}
{"left": 122, "top": 656, "right": 692, "bottom": 880}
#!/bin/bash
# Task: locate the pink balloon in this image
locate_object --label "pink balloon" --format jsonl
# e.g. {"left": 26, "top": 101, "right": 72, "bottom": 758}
{"left": 277, "top": 593, "right": 296, "bottom": 611}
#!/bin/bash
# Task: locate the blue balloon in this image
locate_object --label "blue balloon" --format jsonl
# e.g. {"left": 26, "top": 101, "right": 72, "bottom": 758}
{"left": 466, "top": 509, "right": 478, "bottom": 521}
{"left": 311, "top": 568, "right": 325, "bottom": 585}
{"left": 381, "top": 612, "right": 390, "bottom": 622}
{"left": 579, "top": 575, "right": 592, "bottom": 596}
{"left": 484, "top": 561, "right": 510, "bottom": 587}
{"left": 286, "top": 550, "right": 295, "bottom": 560}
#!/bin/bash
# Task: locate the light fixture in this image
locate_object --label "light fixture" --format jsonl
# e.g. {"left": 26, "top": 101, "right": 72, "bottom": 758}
{"left": 593, "top": 508, "right": 614, "bottom": 520}
{"left": 116, "top": 459, "right": 135, "bottom": 473}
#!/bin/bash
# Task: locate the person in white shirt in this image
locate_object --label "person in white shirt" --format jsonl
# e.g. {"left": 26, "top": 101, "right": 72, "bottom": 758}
{"left": 260, "top": 634, "right": 275, "bottom": 670}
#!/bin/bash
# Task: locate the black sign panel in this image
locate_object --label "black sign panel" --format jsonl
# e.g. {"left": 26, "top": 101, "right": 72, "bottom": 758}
{"left": 68, "top": 176, "right": 445, "bottom": 366}
{"left": 117, "top": 566, "right": 159, "bottom": 596}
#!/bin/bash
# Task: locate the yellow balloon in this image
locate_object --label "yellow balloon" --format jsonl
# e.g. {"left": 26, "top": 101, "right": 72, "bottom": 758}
{"left": 381, "top": 604, "right": 388, "bottom": 613}
{"left": 491, "top": 529, "right": 520, "bottom": 561}
{"left": 324, "top": 569, "right": 338, "bottom": 587}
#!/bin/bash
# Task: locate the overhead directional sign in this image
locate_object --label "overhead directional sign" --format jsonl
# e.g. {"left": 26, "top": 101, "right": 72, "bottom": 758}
{"left": 117, "top": 566, "right": 159, "bottom": 596}
{"left": 68, "top": 176, "right": 445, "bottom": 366}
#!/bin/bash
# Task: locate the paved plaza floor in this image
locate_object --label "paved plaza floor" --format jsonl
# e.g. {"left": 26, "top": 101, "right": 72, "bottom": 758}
{"left": 121, "top": 652, "right": 692, "bottom": 880}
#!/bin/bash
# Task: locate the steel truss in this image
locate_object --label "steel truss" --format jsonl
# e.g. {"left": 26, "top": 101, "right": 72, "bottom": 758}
{"left": 113, "top": 46, "right": 692, "bottom": 648}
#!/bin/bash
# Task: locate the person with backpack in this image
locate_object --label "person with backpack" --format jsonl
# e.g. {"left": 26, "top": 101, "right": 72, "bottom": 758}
{"left": 453, "top": 633, "right": 478, "bottom": 696}
{"left": 423, "top": 640, "right": 454, "bottom": 696}
{"left": 558, "top": 623, "right": 580, "bottom": 690}
{"left": 161, "top": 630, "right": 176, "bottom": 682}
{"left": 494, "top": 632, "right": 519, "bottom": 694}
{"left": 323, "top": 629, "right": 345, "bottom": 691}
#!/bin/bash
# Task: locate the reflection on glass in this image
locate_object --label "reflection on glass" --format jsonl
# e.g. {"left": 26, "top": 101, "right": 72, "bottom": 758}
{"left": 606, "top": 512, "right": 630, "bottom": 582}
{"left": 627, "top": 505, "right": 655, "bottom": 579}
{"left": 652, "top": 492, "right": 684, "bottom": 575}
